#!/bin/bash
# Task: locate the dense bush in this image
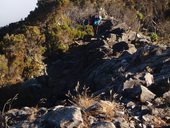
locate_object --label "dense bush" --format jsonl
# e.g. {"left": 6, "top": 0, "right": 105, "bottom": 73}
{"left": 0, "top": 26, "right": 46, "bottom": 85}
{"left": 2, "top": 34, "right": 26, "bottom": 83}
{"left": 45, "top": 15, "right": 93, "bottom": 55}
{"left": 22, "top": 26, "right": 46, "bottom": 79}
{"left": 0, "top": 55, "right": 8, "bottom": 85}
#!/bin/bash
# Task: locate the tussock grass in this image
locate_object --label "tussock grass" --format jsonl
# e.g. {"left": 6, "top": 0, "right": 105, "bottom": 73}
{"left": 66, "top": 82, "right": 121, "bottom": 127}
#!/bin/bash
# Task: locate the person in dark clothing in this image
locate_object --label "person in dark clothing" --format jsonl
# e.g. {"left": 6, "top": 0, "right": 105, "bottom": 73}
{"left": 91, "top": 14, "right": 102, "bottom": 35}
{"left": 83, "top": 14, "right": 102, "bottom": 36}
{"left": 83, "top": 14, "right": 113, "bottom": 36}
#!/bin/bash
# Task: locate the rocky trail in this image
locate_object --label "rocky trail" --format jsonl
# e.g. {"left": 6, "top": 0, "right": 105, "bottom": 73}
{"left": 0, "top": 23, "right": 170, "bottom": 128}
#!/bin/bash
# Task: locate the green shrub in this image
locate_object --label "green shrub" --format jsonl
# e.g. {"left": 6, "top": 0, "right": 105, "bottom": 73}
{"left": 22, "top": 26, "right": 46, "bottom": 79}
{"left": 0, "top": 55, "right": 8, "bottom": 85}
{"left": 150, "top": 32, "right": 158, "bottom": 41}
{"left": 0, "top": 26, "right": 46, "bottom": 84}
{"left": 1, "top": 34, "right": 26, "bottom": 83}
{"left": 45, "top": 15, "right": 94, "bottom": 56}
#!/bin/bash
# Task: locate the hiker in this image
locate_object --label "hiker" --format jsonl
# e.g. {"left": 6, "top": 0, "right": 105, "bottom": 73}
{"left": 91, "top": 14, "right": 102, "bottom": 35}
{"left": 83, "top": 13, "right": 114, "bottom": 37}
{"left": 83, "top": 14, "right": 102, "bottom": 36}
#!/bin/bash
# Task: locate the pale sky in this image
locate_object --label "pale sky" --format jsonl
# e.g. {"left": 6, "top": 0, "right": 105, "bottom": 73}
{"left": 0, "top": 0, "right": 37, "bottom": 27}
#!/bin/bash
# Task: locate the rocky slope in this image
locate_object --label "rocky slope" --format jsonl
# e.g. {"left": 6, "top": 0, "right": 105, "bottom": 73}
{"left": 0, "top": 23, "right": 170, "bottom": 128}
{"left": 0, "top": 0, "right": 170, "bottom": 127}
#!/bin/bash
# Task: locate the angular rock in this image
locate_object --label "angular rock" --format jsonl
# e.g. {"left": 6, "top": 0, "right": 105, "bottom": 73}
{"left": 163, "top": 91, "right": 170, "bottom": 104}
{"left": 122, "top": 31, "right": 136, "bottom": 42}
{"left": 43, "top": 105, "right": 83, "bottom": 128}
{"left": 154, "top": 97, "right": 164, "bottom": 106}
{"left": 140, "top": 85, "right": 156, "bottom": 102}
{"left": 144, "top": 72, "right": 154, "bottom": 87}
{"left": 126, "top": 101, "right": 136, "bottom": 108}
{"left": 123, "top": 79, "right": 141, "bottom": 98}
{"left": 136, "top": 33, "right": 151, "bottom": 42}
{"left": 91, "top": 122, "right": 116, "bottom": 128}
{"left": 123, "top": 79, "right": 156, "bottom": 102}
{"left": 128, "top": 31, "right": 137, "bottom": 41}
{"left": 126, "top": 44, "right": 137, "bottom": 54}
{"left": 107, "top": 34, "right": 116, "bottom": 43}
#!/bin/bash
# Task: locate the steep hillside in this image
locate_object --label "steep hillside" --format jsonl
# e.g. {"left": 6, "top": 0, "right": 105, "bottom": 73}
{"left": 0, "top": 0, "right": 169, "bottom": 87}
{"left": 0, "top": 0, "right": 170, "bottom": 127}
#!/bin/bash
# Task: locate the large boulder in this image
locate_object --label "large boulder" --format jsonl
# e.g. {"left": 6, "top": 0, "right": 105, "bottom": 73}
{"left": 140, "top": 85, "right": 156, "bottom": 102}
{"left": 123, "top": 79, "right": 156, "bottom": 102}
{"left": 43, "top": 105, "right": 84, "bottom": 128}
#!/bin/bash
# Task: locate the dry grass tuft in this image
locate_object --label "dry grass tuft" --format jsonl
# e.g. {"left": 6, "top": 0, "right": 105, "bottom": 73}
{"left": 95, "top": 100, "right": 116, "bottom": 116}
{"left": 66, "top": 82, "right": 121, "bottom": 127}
{"left": 84, "top": 100, "right": 117, "bottom": 123}
{"left": 66, "top": 82, "right": 98, "bottom": 110}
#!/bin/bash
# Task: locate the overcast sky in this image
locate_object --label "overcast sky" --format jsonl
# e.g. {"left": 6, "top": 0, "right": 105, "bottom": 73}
{"left": 0, "top": 0, "right": 37, "bottom": 27}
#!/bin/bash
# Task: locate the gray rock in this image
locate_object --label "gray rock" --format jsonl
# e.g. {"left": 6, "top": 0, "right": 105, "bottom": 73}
{"left": 127, "top": 101, "right": 136, "bottom": 109}
{"left": 129, "top": 120, "right": 135, "bottom": 128}
{"left": 140, "top": 85, "right": 155, "bottom": 102}
{"left": 43, "top": 105, "right": 83, "bottom": 128}
{"left": 122, "top": 31, "right": 136, "bottom": 42}
{"left": 91, "top": 122, "right": 116, "bottom": 128}
{"left": 154, "top": 97, "right": 164, "bottom": 105}
{"left": 107, "top": 34, "right": 117, "bottom": 43}
{"left": 152, "top": 108, "right": 165, "bottom": 117}
{"left": 127, "top": 44, "right": 137, "bottom": 54}
{"left": 163, "top": 91, "right": 170, "bottom": 104}
{"left": 123, "top": 79, "right": 139, "bottom": 90}
{"left": 123, "top": 80, "right": 155, "bottom": 102}
{"left": 127, "top": 31, "right": 137, "bottom": 41}
{"left": 123, "top": 79, "right": 141, "bottom": 98}
{"left": 138, "top": 38, "right": 150, "bottom": 44}
{"left": 144, "top": 72, "right": 154, "bottom": 87}
{"left": 136, "top": 33, "right": 151, "bottom": 42}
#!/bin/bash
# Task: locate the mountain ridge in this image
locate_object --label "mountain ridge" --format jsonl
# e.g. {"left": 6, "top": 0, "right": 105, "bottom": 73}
{"left": 0, "top": 0, "right": 170, "bottom": 127}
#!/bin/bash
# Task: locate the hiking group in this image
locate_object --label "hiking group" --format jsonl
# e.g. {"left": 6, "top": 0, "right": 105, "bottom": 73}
{"left": 83, "top": 13, "right": 113, "bottom": 37}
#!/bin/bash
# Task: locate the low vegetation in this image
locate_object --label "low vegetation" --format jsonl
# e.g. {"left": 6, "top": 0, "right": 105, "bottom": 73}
{"left": 0, "top": 0, "right": 169, "bottom": 86}
{"left": 66, "top": 84, "right": 119, "bottom": 127}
